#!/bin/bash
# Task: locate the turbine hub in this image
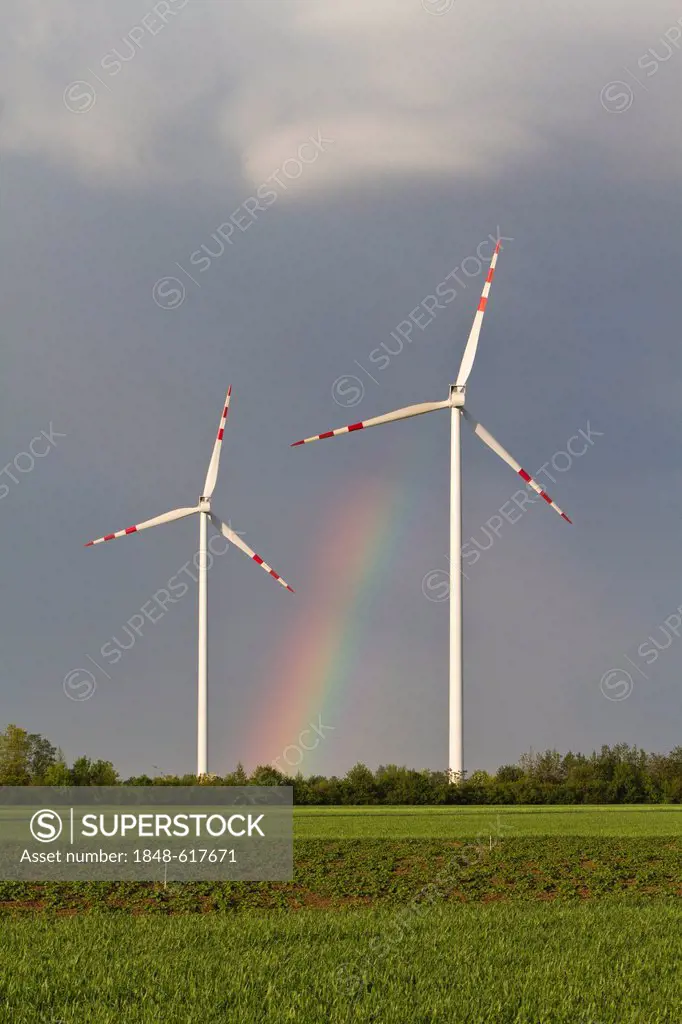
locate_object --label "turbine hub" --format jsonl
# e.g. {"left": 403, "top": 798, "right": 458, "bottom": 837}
{"left": 449, "top": 385, "right": 465, "bottom": 408}
{"left": 199, "top": 497, "right": 211, "bottom": 511}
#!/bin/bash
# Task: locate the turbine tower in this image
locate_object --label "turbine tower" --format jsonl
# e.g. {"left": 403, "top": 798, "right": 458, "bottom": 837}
{"left": 86, "top": 387, "right": 294, "bottom": 776}
{"left": 291, "top": 241, "right": 571, "bottom": 776}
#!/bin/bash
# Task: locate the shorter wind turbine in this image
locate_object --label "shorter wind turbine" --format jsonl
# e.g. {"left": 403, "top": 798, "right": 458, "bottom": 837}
{"left": 86, "top": 387, "right": 294, "bottom": 776}
{"left": 291, "top": 241, "right": 571, "bottom": 776}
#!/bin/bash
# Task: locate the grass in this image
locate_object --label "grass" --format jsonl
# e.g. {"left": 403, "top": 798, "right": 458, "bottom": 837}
{"left": 293, "top": 804, "right": 682, "bottom": 838}
{"left": 0, "top": 904, "right": 680, "bottom": 1023}
{"left": 2, "top": 807, "right": 680, "bottom": 1021}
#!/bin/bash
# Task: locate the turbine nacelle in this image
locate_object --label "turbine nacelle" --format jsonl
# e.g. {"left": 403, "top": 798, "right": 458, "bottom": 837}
{"left": 449, "top": 387, "right": 465, "bottom": 408}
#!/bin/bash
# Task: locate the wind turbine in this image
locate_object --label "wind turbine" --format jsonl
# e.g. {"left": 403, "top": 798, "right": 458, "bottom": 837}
{"left": 291, "top": 241, "right": 571, "bottom": 777}
{"left": 85, "top": 387, "right": 294, "bottom": 777}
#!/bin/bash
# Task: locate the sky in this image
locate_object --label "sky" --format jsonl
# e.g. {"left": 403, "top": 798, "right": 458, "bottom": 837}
{"left": 1, "top": 0, "right": 681, "bottom": 777}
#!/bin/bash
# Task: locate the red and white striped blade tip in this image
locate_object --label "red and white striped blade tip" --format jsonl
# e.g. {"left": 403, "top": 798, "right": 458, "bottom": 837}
{"left": 462, "top": 411, "right": 572, "bottom": 524}
{"left": 217, "top": 386, "right": 232, "bottom": 443}
{"left": 291, "top": 422, "right": 364, "bottom": 446}
{"left": 291, "top": 400, "right": 449, "bottom": 446}
{"left": 455, "top": 238, "right": 502, "bottom": 389}
{"left": 203, "top": 387, "right": 232, "bottom": 498}
{"left": 85, "top": 507, "right": 198, "bottom": 546}
{"left": 210, "top": 514, "right": 294, "bottom": 592}
{"left": 253, "top": 553, "right": 295, "bottom": 592}
{"left": 508, "top": 465, "right": 573, "bottom": 523}
{"left": 517, "top": 469, "right": 572, "bottom": 524}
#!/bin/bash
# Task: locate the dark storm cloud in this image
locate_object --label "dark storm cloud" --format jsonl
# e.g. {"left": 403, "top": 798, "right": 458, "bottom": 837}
{"left": 0, "top": 0, "right": 680, "bottom": 775}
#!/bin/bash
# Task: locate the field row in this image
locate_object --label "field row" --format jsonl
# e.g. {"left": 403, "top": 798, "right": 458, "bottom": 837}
{"left": 293, "top": 804, "right": 682, "bottom": 837}
{"left": 1, "top": 838, "right": 680, "bottom": 912}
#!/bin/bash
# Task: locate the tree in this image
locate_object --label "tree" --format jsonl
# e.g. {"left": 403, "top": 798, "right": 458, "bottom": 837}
{"left": 69, "top": 757, "right": 118, "bottom": 786}
{"left": 231, "top": 762, "right": 249, "bottom": 786}
{"left": 0, "top": 725, "right": 32, "bottom": 784}
{"left": 27, "top": 734, "right": 57, "bottom": 782}
{"left": 375, "top": 765, "right": 437, "bottom": 804}
{"left": 43, "top": 760, "right": 71, "bottom": 786}
{"left": 3, "top": 720, "right": 682, "bottom": 804}
{"left": 89, "top": 760, "right": 119, "bottom": 786}
{"left": 250, "top": 765, "right": 287, "bottom": 787}
{"left": 70, "top": 756, "right": 93, "bottom": 786}
{"left": 343, "top": 763, "right": 377, "bottom": 804}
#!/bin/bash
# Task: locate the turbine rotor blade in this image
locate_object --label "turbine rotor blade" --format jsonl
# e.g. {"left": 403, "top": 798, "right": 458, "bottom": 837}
{"left": 203, "top": 386, "right": 232, "bottom": 498}
{"left": 455, "top": 239, "right": 502, "bottom": 388}
{"left": 85, "top": 506, "right": 200, "bottom": 546}
{"left": 209, "top": 513, "right": 294, "bottom": 593}
{"left": 291, "top": 399, "right": 449, "bottom": 446}
{"left": 462, "top": 409, "right": 572, "bottom": 523}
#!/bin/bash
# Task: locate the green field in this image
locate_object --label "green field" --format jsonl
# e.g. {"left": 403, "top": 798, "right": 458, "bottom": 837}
{"left": 2, "top": 836, "right": 681, "bottom": 910}
{"left": 1, "top": 806, "right": 680, "bottom": 1022}
{"left": 294, "top": 804, "right": 682, "bottom": 838}
{"left": 0, "top": 905, "right": 680, "bottom": 1023}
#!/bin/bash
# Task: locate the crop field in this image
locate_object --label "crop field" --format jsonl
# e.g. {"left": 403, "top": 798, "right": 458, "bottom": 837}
{"left": 293, "top": 804, "right": 682, "bottom": 838}
{"left": 1, "top": 806, "right": 680, "bottom": 1022}
{"left": 1, "top": 836, "right": 681, "bottom": 911}
{"left": 1, "top": 904, "right": 681, "bottom": 1023}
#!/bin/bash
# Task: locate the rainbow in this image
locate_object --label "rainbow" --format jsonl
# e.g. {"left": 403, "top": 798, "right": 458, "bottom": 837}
{"left": 250, "top": 473, "right": 407, "bottom": 771}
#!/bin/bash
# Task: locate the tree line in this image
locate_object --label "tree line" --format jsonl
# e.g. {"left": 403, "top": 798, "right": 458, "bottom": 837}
{"left": 2, "top": 725, "right": 682, "bottom": 803}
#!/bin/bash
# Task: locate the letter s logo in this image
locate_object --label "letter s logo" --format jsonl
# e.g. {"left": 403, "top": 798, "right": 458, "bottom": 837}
{"left": 30, "top": 809, "right": 63, "bottom": 843}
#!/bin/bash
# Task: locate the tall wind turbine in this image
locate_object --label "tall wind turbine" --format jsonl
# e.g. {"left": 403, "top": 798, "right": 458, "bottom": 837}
{"left": 86, "top": 387, "right": 294, "bottom": 776}
{"left": 291, "top": 242, "right": 571, "bottom": 776}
